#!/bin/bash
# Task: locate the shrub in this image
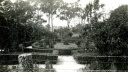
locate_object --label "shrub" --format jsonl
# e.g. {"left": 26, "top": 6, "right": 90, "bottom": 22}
{"left": 63, "top": 40, "right": 69, "bottom": 45}
{"left": 45, "top": 60, "right": 56, "bottom": 72}
{"left": 89, "top": 5, "right": 128, "bottom": 70}
{"left": 32, "top": 42, "right": 47, "bottom": 49}
{"left": 59, "top": 49, "right": 72, "bottom": 55}
{"left": 56, "top": 38, "right": 61, "bottom": 42}
{"left": 0, "top": 65, "right": 9, "bottom": 72}
{"left": 23, "top": 41, "right": 35, "bottom": 47}
{"left": 32, "top": 39, "right": 55, "bottom": 49}
{"left": 18, "top": 54, "right": 34, "bottom": 72}
{"left": 75, "top": 41, "right": 81, "bottom": 47}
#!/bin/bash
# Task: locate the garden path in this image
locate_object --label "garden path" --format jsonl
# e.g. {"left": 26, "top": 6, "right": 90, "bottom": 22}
{"left": 39, "top": 56, "right": 86, "bottom": 72}
{"left": 26, "top": 42, "right": 86, "bottom": 72}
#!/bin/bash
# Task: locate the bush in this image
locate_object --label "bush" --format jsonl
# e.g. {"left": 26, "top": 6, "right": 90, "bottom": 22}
{"left": 0, "top": 65, "right": 9, "bottom": 72}
{"left": 45, "top": 60, "right": 56, "bottom": 72}
{"left": 56, "top": 38, "right": 61, "bottom": 42}
{"left": 75, "top": 41, "right": 81, "bottom": 47}
{"left": 18, "top": 54, "right": 34, "bottom": 72}
{"left": 88, "top": 5, "right": 128, "bottom": 70}
{"left": 59, "top": 49, "right": 72, "bottom": 55}
{"left": 23, "top": 41, "right": 35, "bottom": 47}
{"left": 63, "top": 40, "right": 69, "bottom": 45}
{"left": 32, "top": 42, "right": 47, "bottom": 49}
{"left": 32, "top": 39, "right": 55, "bottom": 49}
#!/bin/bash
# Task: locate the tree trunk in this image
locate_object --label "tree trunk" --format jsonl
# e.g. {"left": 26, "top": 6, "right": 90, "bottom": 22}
{"left": 51, "top": 14, "right": 54, "bottom": 32}
{"left": 80, "top": 18, "right": 83, "bottom": 24}
{"left": 67, "top": 20, "right": 70, "bottom": 28}
{"left": 48, "top": 13, "right": 51, "bottom": 30}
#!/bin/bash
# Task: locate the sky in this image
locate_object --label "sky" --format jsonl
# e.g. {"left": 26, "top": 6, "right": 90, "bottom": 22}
{"left": 53, "top": 0, "right": 128, "bottom": 27}
{"left": 10, "top": 0, "right": 128, "bottom": 27}
{"left": 54, "top": 0, "right": 128, "bottom": 27}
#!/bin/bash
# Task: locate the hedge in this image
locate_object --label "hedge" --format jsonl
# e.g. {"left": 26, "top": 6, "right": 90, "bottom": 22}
{"left": 0, "top": 54, "right": 19, "bottom": 65}
{"left": 74, "top": 52, "right": 128, "bottom": 65}
{"left": 0, "top": 52, "right": 58, "bottom": 65}
{"left": 32, "top": 53, "right": 58, "bottom": 64}
{"left": 24, "top": 48, "right": 53, "bottom": 53}
{"left": 73, "top": 53, "right": 98, "bottom": 64}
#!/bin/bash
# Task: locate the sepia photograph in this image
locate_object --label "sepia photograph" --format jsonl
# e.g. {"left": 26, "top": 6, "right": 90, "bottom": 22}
{"left": 0, "top": 0, "right": 128, "bottom": 72}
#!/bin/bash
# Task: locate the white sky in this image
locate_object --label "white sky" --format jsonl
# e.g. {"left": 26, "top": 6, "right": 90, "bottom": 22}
{"left": 54, "top": 0, "right": 128, "bottom": 27}
{"left": 10, "top": 0, "right": 128, "bottom": 27}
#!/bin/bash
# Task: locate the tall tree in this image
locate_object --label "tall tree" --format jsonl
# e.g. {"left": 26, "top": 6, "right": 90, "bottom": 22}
{"left": 81, "top": 0, "right": 104, "bottom": 25}
{"left": 79, "top": 0, "right": 105, "bottom": 53}
{"left": 0, "top": 0, "right": 44, "bottom": 52}
{"left": 58, "top": 2, "right": 81, "bottom": 28}
{"left": 91, "top": 5, "right": 128, "bottom": 70}
{"left": 38, "top": 0, "right": 63, "bottom": 32}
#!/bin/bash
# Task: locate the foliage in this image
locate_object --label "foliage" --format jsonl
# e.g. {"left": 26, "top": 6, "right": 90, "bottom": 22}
{"left": 81, "top": 0, "right": 105, "bottom": 53}
{"left": 0, "top": 0, "right": 56, "bottom": 52}
{"left": 58, "top": 2, "right": 81, "bottom": 28}
{"left": 38, "top": 0, "right": 63, "bottom": 31}
{"left": 59, "top": 49, "right": 72, "bottom": 55}
{"left": 32, "top": 34, "right": 57, "bottom": 49}
{"left": 18, "top": 55, "right": 34, "bottom": 72}
{"left": 81, "top": 0, "right": 104, "bottom": 24}
{"left": 75, "top": 41, "right": 81, "bottom": 47}
{"left": 93, "top": 5, "right": 128, "bottom": 56}
{"left": 90, "top": 5, "right": 128, "bottom": 70}
{"left": 54, "top": 27, "right": 71, "bottom": 40}
{"left": 45, "top": 60, "right": 56, "bottom": 72}
{"left": 0, "top": 65, "right": 9, "bottom": 72}
{"left": 72, "top": 24, "right": 84, "bottom": 33}
{"left": 63, "top": 40, "right": 69, "bottom": 45}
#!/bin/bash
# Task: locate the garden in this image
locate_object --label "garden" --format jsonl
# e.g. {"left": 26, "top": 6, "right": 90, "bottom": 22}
{"left": 0, "top": 0, "right": 128, "bottom": 72}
